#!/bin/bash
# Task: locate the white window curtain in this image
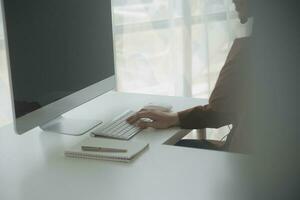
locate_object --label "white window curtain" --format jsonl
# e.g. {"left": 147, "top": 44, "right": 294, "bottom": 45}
{"left": 0, "top": 0, "right": 250, "bottom": 127}
{"left": 112, "top": 0, "right": 250, "bottom": 98}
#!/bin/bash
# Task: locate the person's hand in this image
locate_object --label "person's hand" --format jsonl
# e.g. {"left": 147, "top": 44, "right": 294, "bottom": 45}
{"left": 126, "top": 109, "right": 180, "bottom": 129}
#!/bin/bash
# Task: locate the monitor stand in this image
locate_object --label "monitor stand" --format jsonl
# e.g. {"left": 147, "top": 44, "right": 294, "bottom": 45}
{"left": 40, "top": 116, "right": 102, "bottom": 136}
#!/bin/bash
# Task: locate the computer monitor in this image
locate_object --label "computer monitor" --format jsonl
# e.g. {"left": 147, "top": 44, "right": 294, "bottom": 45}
{"left": 1, "top": 0, "right": 116, "bottom": 135}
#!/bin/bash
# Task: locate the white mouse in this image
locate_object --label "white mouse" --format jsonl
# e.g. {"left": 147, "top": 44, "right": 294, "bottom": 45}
{"left": 142, "top": 102, "right": 173, "bottom": 112}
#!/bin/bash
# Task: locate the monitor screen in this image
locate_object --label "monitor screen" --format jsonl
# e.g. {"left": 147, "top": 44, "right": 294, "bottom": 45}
{"left": 3, "top": 0, "right": 115, "bottom": 118}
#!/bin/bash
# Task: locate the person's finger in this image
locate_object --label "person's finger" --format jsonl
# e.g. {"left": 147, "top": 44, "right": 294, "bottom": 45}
{"left": 136, "top": 111, "right": 156, "bottom": 118}
{"left": 126, "top": 111, "right": 144, "bottom": 124}
{"left": 137, "top": 120, "right": 160, "bottom": 129}
{"left": 127, "top": 115, "right": 142, "bottom": 124}
{"left": 126, "top": 114, "right": 138, "bottom": 124}
{"left": 127, "top": 111, "right": 156, "bottom": 124}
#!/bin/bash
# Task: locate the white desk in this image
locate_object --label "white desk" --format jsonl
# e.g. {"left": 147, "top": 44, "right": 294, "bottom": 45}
{"left": 0, "top": 92, "right": 248, "bottom": 200}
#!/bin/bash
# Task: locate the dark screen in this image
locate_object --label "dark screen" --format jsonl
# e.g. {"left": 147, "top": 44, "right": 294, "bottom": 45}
{"left": 3, "top": 0, "right": 115, "bottom": 118}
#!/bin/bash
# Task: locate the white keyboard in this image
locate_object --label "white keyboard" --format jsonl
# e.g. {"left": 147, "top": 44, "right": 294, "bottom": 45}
{"left": 91, "top": 110, "right": 142, "bottom": 140}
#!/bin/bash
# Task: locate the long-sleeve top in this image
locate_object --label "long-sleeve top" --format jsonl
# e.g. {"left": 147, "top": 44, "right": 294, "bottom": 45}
{"left": 177, "top": 37, "right": 249, "bottom": 152}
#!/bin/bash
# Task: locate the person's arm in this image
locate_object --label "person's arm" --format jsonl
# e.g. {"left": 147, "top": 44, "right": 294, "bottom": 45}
{"left": 179, "top": 38, "right": 248, "bottom": 129}
{"left": 126, "top": 105, "right": 234, "bottom": 130}
{"left": 127, "top": 60, "right": 238, "bottom": 129}
{"left": 127, "top": 38, "right": 246, "bottom": 130}
{"left": 177, "top": 105, "right": 234, "bottom": 129}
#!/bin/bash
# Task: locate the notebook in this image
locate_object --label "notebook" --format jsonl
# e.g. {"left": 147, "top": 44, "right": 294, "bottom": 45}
{"left": 64, "top": 137, "right": 149, "bottom": 162}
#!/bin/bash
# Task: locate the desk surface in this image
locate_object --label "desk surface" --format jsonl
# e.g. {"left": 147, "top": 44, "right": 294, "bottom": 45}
{"left": 0, "top": 92, "right": 248, "bottom": 200}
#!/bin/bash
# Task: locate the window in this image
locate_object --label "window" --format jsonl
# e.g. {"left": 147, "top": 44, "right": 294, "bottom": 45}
{"left": 112, "top": 0, "right": 246, "bottom": 98}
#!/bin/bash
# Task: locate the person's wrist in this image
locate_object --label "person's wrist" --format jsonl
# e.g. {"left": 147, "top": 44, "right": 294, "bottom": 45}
{"left": 170, "top": 112, "right": 180, "bottom": 127}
